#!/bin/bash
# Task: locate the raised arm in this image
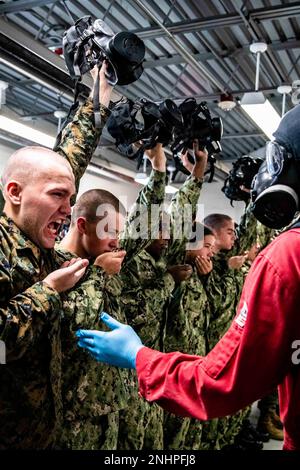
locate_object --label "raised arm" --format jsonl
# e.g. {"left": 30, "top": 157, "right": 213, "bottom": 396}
{"left": 56, "top": 62, "right": 113, "bottom": 197}
{"left": 167, "top": 143, "right": 208, "bottom": 265}
{"left": 119, "top": 143, "right": 166, "bottom": 262}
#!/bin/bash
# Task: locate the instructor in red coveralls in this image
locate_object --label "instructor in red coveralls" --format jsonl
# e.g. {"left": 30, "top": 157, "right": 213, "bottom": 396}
{"left": 77, "top": 104, "right": 300, "bottom": 451}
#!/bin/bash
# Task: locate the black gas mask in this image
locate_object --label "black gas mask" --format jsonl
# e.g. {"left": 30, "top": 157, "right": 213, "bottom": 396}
{"left": 251, "top": 141, "right": 300, "bottom": 229}
{"left": 222, "top": 156, "right": 263, "bottom": 205}
{"left": 63, "top": 16, "right": 145, "bottom": 86}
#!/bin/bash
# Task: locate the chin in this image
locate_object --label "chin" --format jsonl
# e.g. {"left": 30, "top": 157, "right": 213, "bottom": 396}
{"left": 42, "top": 239, "right": 56, "bottom": 249}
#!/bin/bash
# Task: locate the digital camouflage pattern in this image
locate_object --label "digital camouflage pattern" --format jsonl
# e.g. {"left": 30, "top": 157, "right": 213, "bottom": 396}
{"left": 204, "top": 251, "right": 249, "bottom": 448}
{"left": 55, "top": 99, "right": 108, "bottom": 203}
{"left": 56, "top": 169, "right": 167, "bottom": 450}
{"left": 0, "top": 98, "right": 105, "bottom": 449}
{"left": 164, "top": 268, "right": 209, "bottom": 450}
{"left": 119, "top": 175, "right": 203, "bottom": 450}
{"left": 233, "top": 202, "right": 275, "bottom": 256}
{"left": 118, "top": 170, "right": 169, "bottom": 450}
{"left": 55, "top": 258, "right": 130, "bottom": 450}
{"left": 118, "top": 250, "right": 173, "bottom": 450}
{"left": 167, "top": 176, "right": 203, "bottom": 266}
{"left": 0, "top": 215, "right": 64, "bottom": 449}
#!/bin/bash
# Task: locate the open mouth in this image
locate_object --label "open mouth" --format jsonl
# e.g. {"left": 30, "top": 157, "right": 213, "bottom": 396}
{"left": 46, "top": 220, "right": 64, "bottom": 238}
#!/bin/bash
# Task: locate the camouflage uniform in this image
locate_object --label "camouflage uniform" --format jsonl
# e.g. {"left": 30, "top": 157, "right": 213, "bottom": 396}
{"left": 54, "top": 259, "right": 130, "bottom": 450}
{"left": 0, "top": 98, "right": 104, "bottom": 449}
{"left": 164, "top": 268, "right": 209, "bottom": 449}
{"left": 118, "top": 171, "right": 173, "bottom": 450}
{"left": 56, "top": 169, "right": 166, "bottom": 450}
{"left": 204, "top": 202, "right": 276, "bottom": 447}
{"left": 123, "top": 174, "right": 204, "bottom": 450}
{"left": 167, "top": 176, "right": 204, "bottom": 266}
{"left": 164, "top": 175, "right": 228, "bottom": 450}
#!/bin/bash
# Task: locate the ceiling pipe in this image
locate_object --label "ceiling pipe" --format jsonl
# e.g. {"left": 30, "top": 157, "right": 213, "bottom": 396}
{"left": 131, "top": 0, "right": 226, "bottom": 93}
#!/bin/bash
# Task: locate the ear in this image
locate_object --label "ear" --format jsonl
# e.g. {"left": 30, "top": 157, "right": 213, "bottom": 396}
{"left": 5, "top": 181, "right": 23, "bottom": 206}
{"left": 77, "top": 217, "right": 87, "bottom": 235}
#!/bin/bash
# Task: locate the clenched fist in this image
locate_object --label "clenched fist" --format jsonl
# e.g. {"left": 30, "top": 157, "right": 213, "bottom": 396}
{"left": 94, "top": 250, "right": 126, "bottom": 275}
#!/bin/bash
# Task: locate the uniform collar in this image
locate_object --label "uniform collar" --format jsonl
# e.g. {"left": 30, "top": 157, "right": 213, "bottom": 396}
{"left": 0, "top": 213, "right": 44, "bottom": 257}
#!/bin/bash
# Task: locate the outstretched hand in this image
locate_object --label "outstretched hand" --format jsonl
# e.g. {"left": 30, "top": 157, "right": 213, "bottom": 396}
{"left": 76, "top": 312, "right": 144, "bottom": 369}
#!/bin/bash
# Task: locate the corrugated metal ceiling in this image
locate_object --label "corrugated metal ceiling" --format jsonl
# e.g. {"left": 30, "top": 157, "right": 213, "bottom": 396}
{"left": 0, "top": 0, "right": 299, "bottom": 161}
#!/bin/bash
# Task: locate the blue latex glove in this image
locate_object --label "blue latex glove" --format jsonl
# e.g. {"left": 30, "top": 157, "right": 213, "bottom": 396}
{"left": 76, "top": 312, "right": 144, "bottom": 369}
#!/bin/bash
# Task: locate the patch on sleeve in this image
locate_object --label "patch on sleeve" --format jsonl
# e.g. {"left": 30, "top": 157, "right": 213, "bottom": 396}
{"left": 235, "top": 301, "right": 248, "bottom": 328}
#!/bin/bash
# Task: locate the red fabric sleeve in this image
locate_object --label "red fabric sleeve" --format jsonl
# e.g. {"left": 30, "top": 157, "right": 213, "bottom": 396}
{"left": 137, "top": 229, "right": 300, "bottom": 450}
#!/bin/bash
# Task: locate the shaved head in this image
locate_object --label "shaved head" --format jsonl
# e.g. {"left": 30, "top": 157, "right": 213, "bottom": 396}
{"left": 1, "top": 146, "right": 76, "bottom": 249}
{"left": 2, "top": 146, "right": 74, "bottom": 195}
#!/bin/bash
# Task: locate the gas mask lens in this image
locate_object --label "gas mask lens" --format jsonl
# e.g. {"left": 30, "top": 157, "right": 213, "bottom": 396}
{"left": 266, "top": 141, "right": 284, "bottom": 176}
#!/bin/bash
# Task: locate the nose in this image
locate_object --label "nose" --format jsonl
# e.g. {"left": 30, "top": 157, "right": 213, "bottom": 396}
{"left": 60, "top": 198, "right": 72, "bottom": 217}
{"left": 109, "top": 238, "right": 119, "bottom": 249}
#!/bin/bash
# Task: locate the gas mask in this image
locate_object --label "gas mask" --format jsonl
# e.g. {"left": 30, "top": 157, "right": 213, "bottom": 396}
{"left": 63, "top": 16, "right": 145, "bottom": 86}
{"left": 250, "top": 104, "right": 300, "bottom": 229}
{"left": 222, "top": 156, "right": 263, "bottom": 205}
{"left": 251, "top": 141, "right": 300, "bottom": 229}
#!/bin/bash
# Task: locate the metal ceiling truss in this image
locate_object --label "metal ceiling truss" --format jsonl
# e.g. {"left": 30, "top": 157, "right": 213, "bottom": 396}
{"left": 132, "top": 3, "right": 300, "bottom": 39}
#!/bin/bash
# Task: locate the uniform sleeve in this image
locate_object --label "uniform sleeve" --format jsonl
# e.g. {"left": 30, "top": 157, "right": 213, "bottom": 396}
{"left": 167, "top": 176, "right": 203, "bottom": 265}
{"left": 120, "top": 169, "right": 166, "bottom": 262}
{"left": 137, "top": 231, "right": 300, "bottom": 450}
{"left": 256, "top": 222, "right": 275, "bottom": 250}
{"left": 0, "top": 274, "right": 62, "bottom": 361}
{"left": 56, "top": 98, "right": 110, "bottom": 198}
{"left": 232, "top": 203, "right": 258, "bottom": 255}
{"left": 62, "top": 265, "right": 106, "bottom": 328}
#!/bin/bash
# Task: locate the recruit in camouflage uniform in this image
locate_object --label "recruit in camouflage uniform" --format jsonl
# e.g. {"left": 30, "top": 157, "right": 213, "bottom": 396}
{"left": 55, "top": 168, "right": 166, "bottom": 450}
{"left": 163, "top": 174, "right": 208, "bottom": 450}
{"left": 0, "top": 97, "right": 103, "bottom": 449}
{"left": 117, "top": 169, "right": 169, "bottom": 450}
{"left": 203, "top": 201, "right": 275, "bottom": 448}
{"left": 118, "top": 171, "right": 204, "bottom": 450}
{"left": 164, "top": 267, "right": 210, "bottom": 450}
{"left": 202, "top": 203, "right": 257, "bottom": 448}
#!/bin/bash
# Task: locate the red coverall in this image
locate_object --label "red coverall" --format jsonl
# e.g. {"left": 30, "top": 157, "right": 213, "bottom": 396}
{"left": 137, "top": 229, "right": 300, "bottom": 450}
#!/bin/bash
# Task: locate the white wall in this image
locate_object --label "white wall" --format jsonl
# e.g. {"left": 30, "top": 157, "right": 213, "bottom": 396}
{"left": 0, "top": 141, "right": 18, "bottom": 177}
{"left": 78, "top": 171, "right": 140, "bottom": 210}
{"left": 201, "top": 179, "right": 245, "bottom": 223}
{"left": 0, "top": 140, "right": 244, "bottom": 222}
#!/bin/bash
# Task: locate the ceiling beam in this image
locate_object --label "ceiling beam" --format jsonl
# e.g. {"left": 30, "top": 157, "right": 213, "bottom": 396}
{"left": 143, "top": 38, "right": 300, "bottom": 69}
{"left": 133, "top": 3, "right": 300, "bottom": 39}
{"left": 131, "top": 0, "right": 226, "bottom": 92}
{"left": 0, "top": 0, "right": 56, "bottom": 14}
{"left": 222, "top": 133, "right": 264, "bottom": 140}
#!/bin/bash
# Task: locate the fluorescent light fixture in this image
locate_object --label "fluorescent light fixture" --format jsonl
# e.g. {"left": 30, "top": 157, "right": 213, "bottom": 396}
{"left": 0, "top": 115, "right": 56, "bottom": 148}
{"left": 241, "top": 92, "right": 281, "bottom": 140}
